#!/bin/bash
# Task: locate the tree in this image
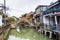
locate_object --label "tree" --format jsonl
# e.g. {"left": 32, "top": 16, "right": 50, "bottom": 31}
{"left": 9, "top": 17, "right": 15, "bottom": 23}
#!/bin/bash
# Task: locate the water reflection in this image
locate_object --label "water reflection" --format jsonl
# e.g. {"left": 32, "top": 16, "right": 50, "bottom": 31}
{"left": 16, "top": 26, "right": 20, "bottom": 32}
{"left": 8, "top": 35, "right": 30, "bottom": 40}
{"left": 7, "top": 26, "right": 56, "bottom": 40}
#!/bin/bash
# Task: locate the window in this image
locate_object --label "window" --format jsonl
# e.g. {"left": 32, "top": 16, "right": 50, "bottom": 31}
{"left": 57, "top": 16, "right": 60, "bottom": 24}
{"left": 42, "top": 7, "right": 47, "bottom": 11}
{"left": 52, "top": 17, "right": 55, "bottom": 24}
{"left": 36, "top": 17, "right": 40, "bottom": 22}
{"left": 55, "top": 5, "right": 59, "bottom": 10}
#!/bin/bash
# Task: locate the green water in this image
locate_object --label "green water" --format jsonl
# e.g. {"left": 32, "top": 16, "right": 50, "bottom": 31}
{"left": 7, "top": 27, "right": 53, "bottom": 40}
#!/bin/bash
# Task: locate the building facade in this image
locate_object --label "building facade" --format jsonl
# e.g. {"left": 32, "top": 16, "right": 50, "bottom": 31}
{"left": 0, "top": 4, "right": 9, "bottom": 27}
{"left": 34, "top": 5, "right": 48, "bottom": 29}
{"left": 43, "top": 0, "right": 60, "bottom": 31}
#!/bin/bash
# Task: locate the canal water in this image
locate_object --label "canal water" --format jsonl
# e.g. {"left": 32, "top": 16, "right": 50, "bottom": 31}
{"left": 7, "top": 27, "right": 54, "bottom": 40}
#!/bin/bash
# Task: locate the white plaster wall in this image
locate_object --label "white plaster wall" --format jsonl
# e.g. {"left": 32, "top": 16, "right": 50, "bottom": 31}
{"left": 50, "top": 19, "right": 53, "bottom": 25}
{"left": 36, "top": 8, "right": 41, "bottom": 14}
{"left": 0, "top": 15, "right": 2, "bottom": 26}
{"left": 43, "top": 16, "right": 49, "bottom": 25}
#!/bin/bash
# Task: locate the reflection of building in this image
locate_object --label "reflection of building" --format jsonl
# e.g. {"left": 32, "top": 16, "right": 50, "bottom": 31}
{"left": 34, "top": 5, "right": 48, "bottom": 29}
{"left": 43, "top": 0, "right": 60, "bottom": 31}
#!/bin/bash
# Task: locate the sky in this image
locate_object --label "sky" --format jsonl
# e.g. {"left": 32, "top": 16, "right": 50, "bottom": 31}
{"left": 0, "top": 0, "right": 57, "bottom": 17}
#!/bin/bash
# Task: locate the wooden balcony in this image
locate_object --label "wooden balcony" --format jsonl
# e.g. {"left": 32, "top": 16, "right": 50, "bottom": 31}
{"left": 43, "top": 7, "right": 60, "bottom": 15}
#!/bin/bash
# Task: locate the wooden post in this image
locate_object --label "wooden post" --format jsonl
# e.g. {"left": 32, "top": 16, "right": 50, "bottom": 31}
{"left": 55, "top": 16, "right": 58, "bottom": 30}
{"left": 59, "top": 33, "right": 60, "bottom": 40}
{"left": 49, "top": 31, "right": 52, "bottom": 38}
{"left": 45, "top": 30, "right": 47, "bottom": 36}
{"left": 54, "top": 16, "right": 60, "bottom": 40}
{"left": 55, "top": 16, "right": 57, "bottom": 26}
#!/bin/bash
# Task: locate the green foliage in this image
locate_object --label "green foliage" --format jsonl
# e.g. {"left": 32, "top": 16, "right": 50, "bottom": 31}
{"left": 9, "top": 17, "right": 15, "bottom": 23}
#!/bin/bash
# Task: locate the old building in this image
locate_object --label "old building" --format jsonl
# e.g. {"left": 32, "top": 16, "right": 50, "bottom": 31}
{"left": 34, "top": 5, "right": 48, "bottom": 29}
{"left": 43, "top": 0, "right": 60, "bottom": 31}
{"left": 0, "top": 4, "right": 9, "bottom": 27}
{"left": 42, "top": 0, "right": 60, "bottom": 39}
{"left": 0, "top": 10, "right": 3, "bottom": 27}
{"left": 0, "top": 4, "right": 4, "bottom": 27}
